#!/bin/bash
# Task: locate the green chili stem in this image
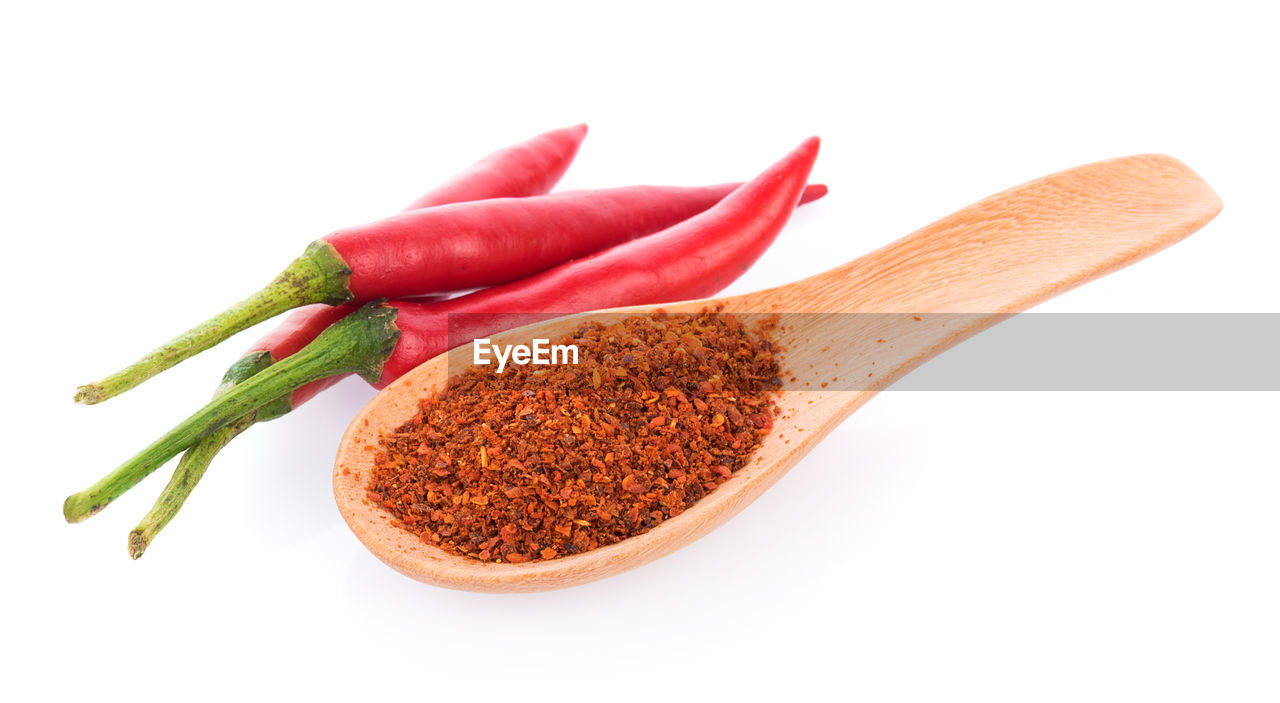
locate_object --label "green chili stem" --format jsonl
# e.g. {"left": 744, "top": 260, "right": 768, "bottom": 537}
{"left": 64, "top": 302, "right": 400, "bottom": 523}
{"left": 128, "top": 416, "right": 252, "bottom": 558}
{"left": 74, "top": 241, "right": 353, "bottom": 405}
{"left": 128, "top": 351, "right": 293, "bottom": 559}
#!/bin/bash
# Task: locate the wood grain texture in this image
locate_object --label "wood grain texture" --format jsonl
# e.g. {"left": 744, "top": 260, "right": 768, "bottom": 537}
{"left": 333, "top": 154, "right": 1222, "bottom": 592}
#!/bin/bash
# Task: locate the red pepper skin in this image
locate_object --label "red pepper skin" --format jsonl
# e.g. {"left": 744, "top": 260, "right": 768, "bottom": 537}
{"left": 401, "top": 124, "right": 587, "bottom": 210}
{"left": 252, "top": 305, "right": 353, "bottom": 362}
{"left": 327, "top": 182, "right": 827, "bottom": 301}
{"left": 374, "top": 137, "right": 820, "bottom": 387}
{"left": 252, "top": 297, "right": 450, "bottom": 369}
{"left": 800, "top": 183, "right": 828, "bottom": 203}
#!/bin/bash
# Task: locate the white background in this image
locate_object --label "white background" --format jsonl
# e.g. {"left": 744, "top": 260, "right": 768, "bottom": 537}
{"left": 3, "top": 1, "right": 1276, "bottom": 700}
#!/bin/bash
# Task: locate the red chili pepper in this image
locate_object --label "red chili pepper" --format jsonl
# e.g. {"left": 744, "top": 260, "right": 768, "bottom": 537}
{"left": 64, "top": 137, "right": 821, "bottom": 525}
{"left": 78, "top": 178, "right": 824, "bottom": 404}
{"left": 401, "top": 123, "right": 587, "bottom": 210}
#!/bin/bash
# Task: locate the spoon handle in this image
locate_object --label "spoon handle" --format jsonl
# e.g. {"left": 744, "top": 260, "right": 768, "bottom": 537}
{"left": 755, "top": 153, "right": 1221, "bottom": 315}
{"left": 740, "top": 154, "right": 1221, "bottom": 403}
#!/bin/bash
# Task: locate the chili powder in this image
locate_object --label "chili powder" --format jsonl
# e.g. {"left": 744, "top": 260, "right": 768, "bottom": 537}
{"left": 367, "top": 309, "right": 782, "bottom": 564}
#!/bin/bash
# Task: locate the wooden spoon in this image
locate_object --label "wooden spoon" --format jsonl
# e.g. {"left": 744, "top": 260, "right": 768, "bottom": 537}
{"left": 333, "top": 154, "right": 1221, "bottom": 592}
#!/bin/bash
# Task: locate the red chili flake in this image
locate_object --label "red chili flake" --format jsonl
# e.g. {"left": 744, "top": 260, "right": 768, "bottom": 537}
{"left": 367, "top": 309, "right": 782, "bottom": 564}
{"left": 621, "top": 474, "right": 646, "bottom": 494}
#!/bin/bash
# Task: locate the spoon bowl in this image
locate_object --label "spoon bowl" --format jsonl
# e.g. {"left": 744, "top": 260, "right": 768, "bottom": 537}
{"left": 334, "top": 154, "right": 1221, "bottom": 592}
